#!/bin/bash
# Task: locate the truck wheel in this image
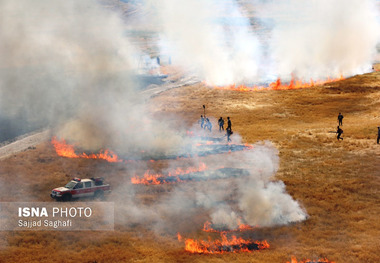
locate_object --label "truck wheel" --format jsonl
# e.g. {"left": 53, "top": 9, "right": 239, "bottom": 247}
{"left": 94, "top": 190, "right": 104, "bottom": 200}
{"left": 62, "top": 194, "right": 72, "bottom": 202}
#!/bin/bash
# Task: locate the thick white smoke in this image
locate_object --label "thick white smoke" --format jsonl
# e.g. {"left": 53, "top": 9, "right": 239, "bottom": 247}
{"left": 145, "top": 0, "right": 262, "bottom": 85}
{"left": 206, "top": 142, "right": 307, "bottom": 228}
{"left": 0, "top": 0, "right": 135, "bottom": 125}
{"left": 142, "top": 0, "right": 380, "bottom": 85}
{"left": 0, "top": 0, "right": 191, "bottom": 155}
{"left": 0, "top": 0, "right": 309, "bottom": 233}
{"left": 239, "top": 180, "right": 307, "bottom": 226}
{"left": 265, "top": 0, "right": 380, "bottom": 81}
{"left": 115, "top": 141, "right": 307, "bottom": 231}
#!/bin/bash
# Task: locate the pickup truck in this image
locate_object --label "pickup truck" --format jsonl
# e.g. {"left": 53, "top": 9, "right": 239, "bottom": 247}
{"left": 51, "top": 177, "right": 111, "bottom": 201}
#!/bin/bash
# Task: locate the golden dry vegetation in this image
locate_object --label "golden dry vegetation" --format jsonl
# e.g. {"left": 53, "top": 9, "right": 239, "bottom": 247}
{"left": 0, "top": 71, "right": 379, "bottom": 263}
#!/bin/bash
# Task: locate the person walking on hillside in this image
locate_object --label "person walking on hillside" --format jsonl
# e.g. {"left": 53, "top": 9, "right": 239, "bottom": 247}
{"left": 205, "top": 118, "right": 212, "bottom": 131}
{"left": 377, "top": 127, "right": 380, "bottom": 144}
{"left": 218, "top": 117, "right": 224, "bottom": 132}
{"left": 338, "top": 112, "right": 344, "bottom": 126}
{"left": 199, "top": 115, "right": 204, "bottom": 129}
{"left": 337, "top": 126, "right": 343, "bottom": 141}
{"left": 226, "top": 117, "right": 233, "bottom": 142}
{"left": 226, "top": 127, "right": 233, "bottom": 142}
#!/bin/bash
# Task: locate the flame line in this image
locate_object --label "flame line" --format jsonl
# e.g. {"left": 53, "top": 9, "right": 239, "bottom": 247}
{"left": 51, "top": 136, "right": 121, "bottom": 163}
{"left": 178, "top": 232, "right": 269, "bottom": 254}
{"left": 212, "top": 76, "right": 344, "bottom": 92}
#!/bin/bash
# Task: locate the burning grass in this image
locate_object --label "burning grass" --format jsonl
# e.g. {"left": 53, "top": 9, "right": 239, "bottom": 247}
{"left": 176, "top": 220, "right": 263, "bottom": 254}
{"left": 131, "top": 167, "right": 252, "bottom": 185}
{"left": 52, "top": 135, "right": 253, "bottom": 162}
{"left": 0, "top": 72, "right": 379, "bottom": 262}
{"left": 51, "top": 136, "right": 121, "bottom": 163}
{"left": 177, "top": 232, "right": 269, "bottom": 254}
{"left": 131, "top": 162, "right": 208, "bottom": 185}
{"left": 212, "top": 76, "right": 344, "bottom": 92}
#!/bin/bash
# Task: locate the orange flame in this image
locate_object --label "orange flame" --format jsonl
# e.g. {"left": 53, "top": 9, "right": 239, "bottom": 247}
{"left": 178, "top": 232, "right": 269, "bottom": 254}
{"left": 131, "top": 162, "right": 208, "bottom": 185}
{"left": 214, "top": 76, "right": 344, "bottom": 92}
{"left": 203, "top": 221, "right": 216, "bottom": 232}
{"left": 51, "top": 136, "right": 121, "bottom": 163}
{"left": 287, "top": 256, "right": 336, "bottom": 263}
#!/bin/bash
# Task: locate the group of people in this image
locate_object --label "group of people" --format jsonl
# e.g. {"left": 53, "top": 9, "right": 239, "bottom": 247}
{"left": 335, "top": 112, "right": 380, "bottom": 144}
{"left": 336, "top": 112, "right": 344, "bottom": 140}
{"left": 199, "top": 115, "right": 212, "bottom": 131}
{"left": 199, "top": 115, "right": 233, "bottom": 142}
{"left": 198, "top": 111, "right": 379, "bottom": 143}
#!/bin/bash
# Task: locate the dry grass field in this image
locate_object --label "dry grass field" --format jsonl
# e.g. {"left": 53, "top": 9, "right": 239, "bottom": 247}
{"left": 0, "top": 71, "right": 379, "bottom": 262}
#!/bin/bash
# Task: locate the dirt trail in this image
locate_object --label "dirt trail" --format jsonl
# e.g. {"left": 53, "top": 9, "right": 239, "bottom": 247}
{"left": 0, "top": 130, "right": 50, "bottom": 160}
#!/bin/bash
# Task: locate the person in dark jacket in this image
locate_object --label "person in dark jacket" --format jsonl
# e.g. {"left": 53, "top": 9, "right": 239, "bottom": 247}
{"left": 377, "top": 127, "right": 380, "bottom": 144}
{"left": 218, "top": 117, "right": 224, "bottom": 132}
{"left": 199, "top": 115, "right": 204, "bottom": 128}
{"left": 227, "top": 117, "right": 231, "bottom": 130}
{"left": 338, "top": 113, "right": 344, "bottom": 126}
{"left": 205, "top": 118, "right": 212, "bottom": 131}
{"left": 226, "top": 127, "right": 233, "bottom": 142}
{"left": 337, "top": 126, "right": 343, "bottom": 140}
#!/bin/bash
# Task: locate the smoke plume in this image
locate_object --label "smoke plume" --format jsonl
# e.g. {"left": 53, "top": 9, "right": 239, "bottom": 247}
{"left": 144, "top": 0, "right": 262, "bottom": 85}
{"left": 114, "top": 141, "right": 307, "bottom": 232}
{"left": 264, "top": 0, "right": 380, "bottom": 81}
{"left": 0, "top": 0, "right": 133, "bottom": 135}
{"left": 142, "top": 0, "right": 380, "bottom": 84}
{"left": 0, "top": 0, "right": 311, "bottom": 234}
{"left": 0, "top": 0, "right": 189, "bottom": 155}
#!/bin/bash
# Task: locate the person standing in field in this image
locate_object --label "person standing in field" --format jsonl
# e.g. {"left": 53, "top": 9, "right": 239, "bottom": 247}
{"left": 227, "top": 117, "right": 231, "bottom": 130}
{"left": 377, "top": 127, "right": 380, "bottom": 144}
{"left": 226, "top": 127, "right": 232, "bottom": 142}
{"left": 338, "top": 112, "right": 344, "bottom": 126}
{"left": 218, "top": 117, "right": 224, "bottom": 132}
{"left": 226, "top": 117, "right": 232, "bottom": 142}
{"left": 205, "top": 118, "right": 212, "bottom": 131}
{"left": 199, "top": 115, "right": 204, "bottom": 129}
